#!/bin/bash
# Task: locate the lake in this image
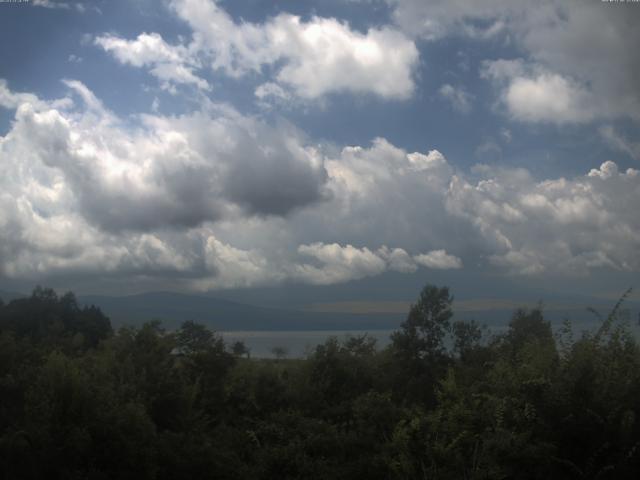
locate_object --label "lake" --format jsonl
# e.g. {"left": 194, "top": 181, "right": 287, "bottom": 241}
{"left": 221, "top": 329, "right": 395, "bottom": 358}
{"left": 222, "top": 319, "right": 640, "bottom": 358}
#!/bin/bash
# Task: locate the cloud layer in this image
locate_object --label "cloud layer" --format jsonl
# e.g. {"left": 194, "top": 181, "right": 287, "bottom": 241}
{"left": 1, "top": 78, "right": 639, "bottom": 292}
{"left": 0, "top": 81, "right": 461, "bottom": 289}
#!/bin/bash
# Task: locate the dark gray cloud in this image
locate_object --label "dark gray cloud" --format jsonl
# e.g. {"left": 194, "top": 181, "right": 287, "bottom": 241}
{"left": 222, "top": 125, "right": 329, "bottom": 216}
{"left": 7, "top": 84, "right": 330, "bottom": 235}
{"left": 76, "top": 163, "right": 223, "bottom": 233}
{"left": 12, "top": 100, "right": 221, "bottom": 233}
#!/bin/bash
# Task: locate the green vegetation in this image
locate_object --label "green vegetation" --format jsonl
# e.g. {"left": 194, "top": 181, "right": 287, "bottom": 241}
{"left": 0, "top": 285, "right": 638, "bottom": 479}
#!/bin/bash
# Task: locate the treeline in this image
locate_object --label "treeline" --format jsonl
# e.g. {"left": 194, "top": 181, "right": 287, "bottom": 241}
{"left": 0, "top": 285, "right": 639, "bottom": 479}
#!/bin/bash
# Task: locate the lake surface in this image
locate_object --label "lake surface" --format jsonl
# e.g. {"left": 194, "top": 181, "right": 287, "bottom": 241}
{"left": 222, "top": 320, "right": 640, "bottom": 358}
{"left": 221, "top": 329, "right": 395, "bottom": 358}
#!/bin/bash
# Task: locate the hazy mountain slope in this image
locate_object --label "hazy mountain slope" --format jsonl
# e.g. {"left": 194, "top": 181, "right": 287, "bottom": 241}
{"left": 78, "top": 291, "right": 640, "bottom": 332}
{"left": 79, "top": 292, "right": 403, "bottom": 331}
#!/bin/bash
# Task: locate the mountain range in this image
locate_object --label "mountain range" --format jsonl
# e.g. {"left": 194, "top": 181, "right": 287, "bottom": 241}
{"left": 2, "top": 289, "right": 637, "bottom": 332}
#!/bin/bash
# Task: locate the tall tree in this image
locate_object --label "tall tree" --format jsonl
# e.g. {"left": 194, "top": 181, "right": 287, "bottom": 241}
{"left": 390, "top": 284, "right": 454, "bottom": 405}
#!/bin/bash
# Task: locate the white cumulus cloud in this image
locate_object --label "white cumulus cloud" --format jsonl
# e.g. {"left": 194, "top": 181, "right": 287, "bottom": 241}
{"left": 482, "top": 60, "right": 596, "bottom": 124}
{"left": 386, "top": 0, "right": 640, "bottom": 123}
{"left": 98, "top": 0, "right": 419, "bottom": 100}
{"left": 95, "top": 33, "right": 209, "bottom": 91}
{"left": 414, "top": 250, "right": 463, "bottom": 270}
{"left": 292, "top": 243, "right": 462, "bottom": 285}
{"left": 446, "top": 161, "right": 640, "bottom": 275}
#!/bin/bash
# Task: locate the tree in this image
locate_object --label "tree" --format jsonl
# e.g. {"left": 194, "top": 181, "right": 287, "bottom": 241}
{"left": 343, "top": 334, "right": 377, "bottom": 357}
{"left": 390, "top": 284, "right": 454, "bottom": 405}
{"left": 0, "top": 287, "right": 111, "bottom": 350}
{"left": 505, "top": 306, "right": 553, "bottom": 353}
{"left": 176, "top": 320, "right": 219, "bottom": 355}
{"left": 271, "top": 346, "right": 289, "bottom": 360}
{"left": 391, "top": 284, "right": 453, "bottom": 361}
{"left": 451, "top": 318, "right": 483, "bottom": 360}
{"left": 231, "top": 340, "right": 250, "bottom": 358}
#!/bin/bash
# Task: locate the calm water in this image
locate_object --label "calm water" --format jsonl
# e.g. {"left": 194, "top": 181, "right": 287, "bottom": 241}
{"left": 222, "top": 320, "right": 640, "bottom": 358}
{"left": 221, "top": 330, "right": 395, "bottom": 358}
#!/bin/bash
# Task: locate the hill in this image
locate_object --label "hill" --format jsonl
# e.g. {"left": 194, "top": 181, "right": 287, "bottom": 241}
{"left": 78, "top": 291, "right": 640, "bottom": 332}
{"left": 78, "top": 291, "right": 403, "bottom": 331}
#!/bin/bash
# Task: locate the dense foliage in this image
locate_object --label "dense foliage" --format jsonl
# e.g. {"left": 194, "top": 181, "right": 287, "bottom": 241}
{"left": 0, "top": 285, "right": 639, "bottom": 479}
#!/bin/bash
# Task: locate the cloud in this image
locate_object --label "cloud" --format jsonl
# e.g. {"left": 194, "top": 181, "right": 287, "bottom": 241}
{"left": 193, "top": 240, "right": 462, "bottom": 290}
{"left": 406, "top": 149, "right": 449, "bottom": 172}
{"left": 255, "top": 82, "right": 292, "bottom": 103}
{"left": 2, "top": 80, "right": 639, "bottom": 289}
{"left": 199, "top": 235, "right": 281, "bottom": 289}
{"left": 414, "top": 250, "right": 463, "bottom": 269}
{"left": 316, "top": 138, "right": 460, "bottom": 252}
{"left": 0, "top": 79, "right": 71, "bottom": 111}
{"left": 0, "top": 81, "right": 463, "bottom": 287}
{"left": 503, "top": 73, "right": 593, "bottom": 124}
{"left": 520, "top": 2, "right": 640, "bottom": 122}
{"left": 600, "top": 126, "right": 640, "bottom": 161}
{"left": 101, "top": 0, "right": 418, "bottom": 100}
{"left": 482, "top": 60, "right": 595, "bottom": 124}
{"left": 32, "top": 0, "right": 88, "bottom": 12}
{"left": 32, "top": 0, "right": 70, "bottom": 9}
{"left": 262, "top": 16, "right": 418, "bottom": 99}
{"left": 386, "top": 0, "right": 640, "bottom": 123}
{"left": 0, "top": 79, "right": 328, "bottom": 234}
{"left": 385, "top": 0, "right": 514, "bottom": 41}
{"left": 446, "top": 161, "right": 640, "bottom": 275}
{"left": 219, "top": 124, "right": 329, "bottom": 216}
{"left": 292, "top": 243, "right": 461, "bottom": 285}
{"left": 294, "top": 243, "right": 388, "bottom": 285}
{"left": 95, "top": 33, "right": 209, "bottom": 91}
{"left": 503, "top": 74, "right": 592, "bottom": 123}
{"left": 475, "top": 139, "right": 501, "bottom": 159}
{"left": 438, "top": 84, "right": 473, "bottom": 114}
{"left": 377, "top": 246, "right": 418, "bottom": 273}
{"left": 7, "top": 100, "right": 221, "bottom": 233}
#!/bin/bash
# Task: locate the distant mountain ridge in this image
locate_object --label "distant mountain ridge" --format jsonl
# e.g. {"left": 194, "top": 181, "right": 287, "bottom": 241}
{"left": 0, "top": 290, "right": 26, "bottom": 303}
{"left": 3, "top": 289, "right": 637, "bottom": 332}
{"left": 80, "top": 291, "right": 640, "bottom": 332}
{"left": 78, "top": 291, "right": 403, "bottom": 331}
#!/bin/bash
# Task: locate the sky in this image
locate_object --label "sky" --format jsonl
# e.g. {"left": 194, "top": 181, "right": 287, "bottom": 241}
{"left": 0, "top": 0, "right": 639, "bottom": 307}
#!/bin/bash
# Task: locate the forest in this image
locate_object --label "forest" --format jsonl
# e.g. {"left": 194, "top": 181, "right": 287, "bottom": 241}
{"left": 0, "top": 285, "right": 639, "bottom": 479}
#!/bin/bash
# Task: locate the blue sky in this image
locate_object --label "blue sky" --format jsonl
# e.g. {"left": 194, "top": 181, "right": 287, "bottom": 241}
{"left": 0, "top": 0, "right": 639, "bottom": 307}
